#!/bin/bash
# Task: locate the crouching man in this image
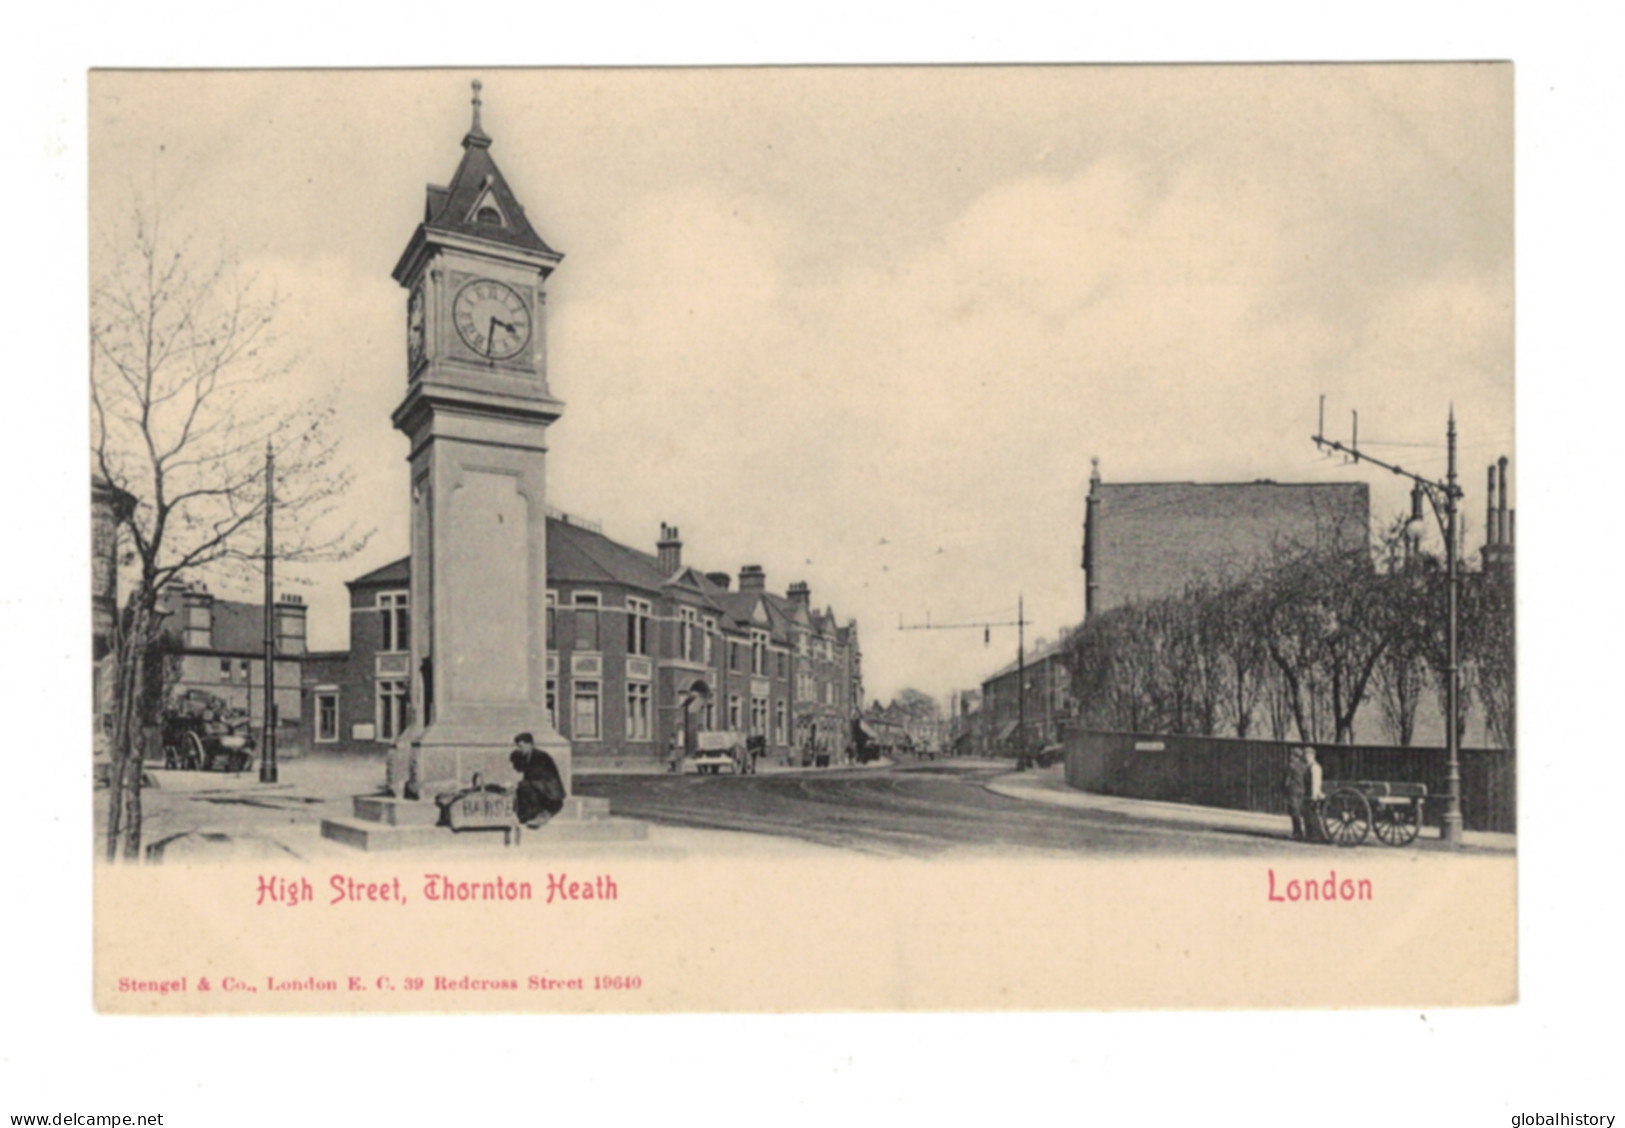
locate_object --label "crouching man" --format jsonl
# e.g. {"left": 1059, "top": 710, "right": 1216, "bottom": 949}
{"left": 510, "top": 731, "right": 566, "bottom": 829}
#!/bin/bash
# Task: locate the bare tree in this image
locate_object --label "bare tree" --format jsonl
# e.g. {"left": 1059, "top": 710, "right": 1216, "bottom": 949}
{"left": 1372, "top": 515, "right": 1432, "bottom": 745}
{"left": 1474, "top": 564, "right": 1515, "bottom": 749}
{"left": 91, "top": 201, "right": 365, "bottom": 862}
{"left": 1255, "top": 545, "right": 1392, "bottom": 744}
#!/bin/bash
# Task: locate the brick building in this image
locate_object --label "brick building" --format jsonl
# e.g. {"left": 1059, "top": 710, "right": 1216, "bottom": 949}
{"left": 302, "top": 515, "right": 863, "bottom": 769}
{"left": 152, "top": 582, "right": 310, "bottom": 755}
{"left": 977, "top": 637, "right": 1072, "bottom": 756}
{"left": 1082, "top": 470, "right": 1370, "bottom": 616}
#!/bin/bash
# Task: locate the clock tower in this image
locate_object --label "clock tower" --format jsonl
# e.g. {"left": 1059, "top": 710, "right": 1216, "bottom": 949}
{"left": 387, "top": 81, "right": 570, "bottom": 796}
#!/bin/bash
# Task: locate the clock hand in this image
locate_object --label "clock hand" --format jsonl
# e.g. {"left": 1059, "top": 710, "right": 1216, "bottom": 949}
{"left": 490, "top": 318, "right": 517, "bottom": 357}
{"left": 487, "top": 316, "right": 498, "bottom": 358}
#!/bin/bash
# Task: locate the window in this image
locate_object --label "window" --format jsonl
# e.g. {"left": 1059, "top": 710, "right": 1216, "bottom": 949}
{"left": 704, "top": 619, "right": 716, "bottom": 664}
{"left": 573, "top": 593, "right": 600, "bottom": 651}
{"left": 219, "top": 659, "right": 233, "bottom": 682}
{"left": 751, "top": 696, "right": 768, "bottom": 736}
{"left": 376, "top": 679, "right": 409, "bottom": 741}
{"left": 316, "top": 692, "right": 339, "bottom": 743}
{"left": 546, "top": 591, "right": 557, "bottom": 651}
{"left": 729, "top": 641, "right": 742, "bottom": 672}
{"left": 626, "top": 598, "right": 651, "bottom": 657}
{"left": 573, "top": 680, "right": 600, "bottom": 740}
{"left": 775, "top": 700, "right": 787, "bottom": 745}
{"left": 680, "top": 607, "right": 700, "bottom": 663}
{"left": 379, "top": 592, "right": 409, "bottom": 653}
{"left": 702, "top": 699, "right": 715, "bottom": 731}
{"left": 546, "top": 679, "right": 557, "bottom": 732}
{"left": 729, "top": 695, "right": 741, "bottom": 731}
{"left": 476, "top": 205, "right": 502, "bottom": 226}
{"left": 626, "top": 682, "right": 651, "bottom": 741}
{"left": 776, "top": 651, "right": 787, "bottom": 679}
{"left": 751, "top": 632, "right": 767, "bottom": 676}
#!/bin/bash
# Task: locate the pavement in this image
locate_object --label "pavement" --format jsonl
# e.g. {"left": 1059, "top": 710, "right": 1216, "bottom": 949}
{"left": 116, "top": 756, "right": 849, "bottom": 863}
{"left": 982, "top": 764, "right": 1518, "bottom": 853}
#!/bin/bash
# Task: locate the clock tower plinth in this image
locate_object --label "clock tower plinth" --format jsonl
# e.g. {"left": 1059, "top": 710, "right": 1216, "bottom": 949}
{"left": 385, "top": 83, "right": 571, "bottom": 798}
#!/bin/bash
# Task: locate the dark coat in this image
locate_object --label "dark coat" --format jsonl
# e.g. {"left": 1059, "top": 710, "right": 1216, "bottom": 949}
{"left": 1282, "top": 755, "right": 1310, "bottom": 800}
{"left": 511, "top": 747, "right": 565, "bottom": 823}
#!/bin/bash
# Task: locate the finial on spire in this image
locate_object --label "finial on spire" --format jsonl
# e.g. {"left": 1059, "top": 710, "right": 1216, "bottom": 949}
{"left": 471, "top": 79, "right": 483, "bottom": 133}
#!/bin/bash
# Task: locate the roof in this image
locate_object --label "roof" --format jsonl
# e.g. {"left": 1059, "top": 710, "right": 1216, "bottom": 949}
{"left": 983, "top": 635, "right": 1070, "bottom": 684}
{"left": 1087, "top": 479, "right": 1369, "bottom": 612}
{"left": 348, "top": 557, "right": 410, "bottom": 588}
{"left": 347, "top": 519, "right": 677, "bottom": 597}
{"left": 547, "top": 517, "right": 667, "bottom": 591}
{"left": 419, "top": 126, "right": 556, "bottom": 257}
{"left": 392, "top": 96, "right": 559, "bottom": 285}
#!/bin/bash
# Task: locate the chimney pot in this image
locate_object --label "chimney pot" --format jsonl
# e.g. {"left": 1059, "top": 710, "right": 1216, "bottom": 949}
{"left": 657, "top": 522, "right": 683, "bottom": 575}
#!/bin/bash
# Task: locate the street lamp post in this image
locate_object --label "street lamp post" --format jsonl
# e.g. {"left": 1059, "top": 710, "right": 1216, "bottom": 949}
{"left": 1442, "top": 411, "right": 1463, "bottom": 845}
{"left": 1315, "top": 400, "right": 1464, "bottom": 846}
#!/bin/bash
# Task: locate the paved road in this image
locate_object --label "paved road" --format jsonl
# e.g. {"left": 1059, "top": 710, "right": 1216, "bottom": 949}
{"left": 575, "top": 761, "right": 1310, "bottom": 858}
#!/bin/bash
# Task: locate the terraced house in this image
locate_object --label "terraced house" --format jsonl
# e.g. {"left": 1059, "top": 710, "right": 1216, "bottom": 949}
{"left": 302, "top": 516, "right": 862, "bottom": 769}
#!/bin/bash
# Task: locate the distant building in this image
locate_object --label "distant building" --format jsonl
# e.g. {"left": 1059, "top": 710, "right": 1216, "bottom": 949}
{"left": 961, "top": 467, "right": 1373, "bottom": 755}
{"left": 977, "top": 637, "right": 1072, "bottom": 756}
{"left": 152, "top": 582, "right": 309, "bottom": 755}
{"left": 302, "top": 515, "right": 863, "bottom": 768}
{"left": 1082, "top": 467, "right": 1370, "bottom": 616}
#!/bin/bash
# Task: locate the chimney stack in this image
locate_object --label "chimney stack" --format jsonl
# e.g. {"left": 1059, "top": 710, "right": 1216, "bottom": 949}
{"left": 706, "top": 572, "right": 732, "bottom": 591}
{"left": 657, "top": 523, "right": 682, "bottom": 576}
{"left": 788, "top": 581, "right": 811, "bottom": 610}
{"left": 739, "top": 564, "right": 766, "bottom": 592}
{"left": 1498, "top": 456, "right": 1511, "bottom": 545}
{"left": 1486, "top": 464, "right": 1498, "bottom": 546}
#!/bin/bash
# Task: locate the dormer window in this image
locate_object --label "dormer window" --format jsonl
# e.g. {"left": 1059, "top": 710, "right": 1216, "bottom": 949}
{"left": 475, "top": 205, "right": 503, "bottom": 226}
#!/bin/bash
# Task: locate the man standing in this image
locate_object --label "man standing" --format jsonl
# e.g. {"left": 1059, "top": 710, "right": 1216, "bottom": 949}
{"left": 510, "top": 732, "right": 565, "bottom": 828}
{"left": 1303, "top": 746, "right": 1325, "bottom": 842}
{"left": 1283, "top": 746, "right": 1311, "bottom": 841}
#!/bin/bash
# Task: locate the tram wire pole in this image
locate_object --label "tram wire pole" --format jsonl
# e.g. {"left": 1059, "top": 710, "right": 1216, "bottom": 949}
{"left": 260, "top": 441, "right": 278, "bottom": 784}
{"left": 1312, "top": 397, "right": 1463, "bottom": 846}
{"left": 898, "top": 598, "right": 1029, "bottom": 767}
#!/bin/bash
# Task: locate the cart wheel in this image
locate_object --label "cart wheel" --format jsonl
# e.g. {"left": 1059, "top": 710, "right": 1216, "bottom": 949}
{"left": 185, "top": 731, "right": 207, "bottom": 772}
{"left": 1373, "top": 801, "right": 1421, "bottom": 847}
{"left": 1322, "top": 788, "right": 1372, "bottom": 847}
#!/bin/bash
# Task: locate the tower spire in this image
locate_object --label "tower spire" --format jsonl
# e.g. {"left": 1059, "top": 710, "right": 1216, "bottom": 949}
{"left": 465, "top": 79, "right": 490, "bottom": 148}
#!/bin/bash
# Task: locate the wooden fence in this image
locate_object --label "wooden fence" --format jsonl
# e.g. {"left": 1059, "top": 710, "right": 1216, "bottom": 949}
{"left": 1063, "top": 731, "right": 1515, "bottom": 834}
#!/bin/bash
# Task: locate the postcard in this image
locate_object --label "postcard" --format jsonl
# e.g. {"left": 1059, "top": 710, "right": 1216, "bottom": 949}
{"left": 89, "top": 65, "right": 1514, "bottom": 1013}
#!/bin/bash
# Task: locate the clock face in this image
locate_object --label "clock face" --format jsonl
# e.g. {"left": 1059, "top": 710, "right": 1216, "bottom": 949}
{"left": 406, "top": 286, "right": 426, "bottom": 369}
{"left": 452, "top": 279, "right": 532, "bottom": 361}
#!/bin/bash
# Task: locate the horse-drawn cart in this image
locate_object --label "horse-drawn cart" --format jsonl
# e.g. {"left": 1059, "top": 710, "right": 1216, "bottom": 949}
{"left": 1319, "top": 780, "right": 1427, "bottom": 848}
{"left": 161, "top": 710, "right": 256, "bottom": 773}
{"left": 689, "top": 731, "right": 750, "bottom": 775}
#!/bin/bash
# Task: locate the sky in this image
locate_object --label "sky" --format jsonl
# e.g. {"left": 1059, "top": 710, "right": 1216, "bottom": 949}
{"left": 88, "top": 66, "right": 1513, "bottom": 704}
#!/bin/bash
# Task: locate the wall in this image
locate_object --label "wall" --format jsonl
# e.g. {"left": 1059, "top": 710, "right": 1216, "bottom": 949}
{"left": 1064, "top": 730, "right": 1515, "bottom": 833}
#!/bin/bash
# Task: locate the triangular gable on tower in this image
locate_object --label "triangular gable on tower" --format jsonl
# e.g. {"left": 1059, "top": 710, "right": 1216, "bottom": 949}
{"left": 394, "top": 81, "right": 558, "bottom": 284}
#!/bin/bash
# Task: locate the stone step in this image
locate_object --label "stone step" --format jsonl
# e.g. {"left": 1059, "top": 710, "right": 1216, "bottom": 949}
{"left": 352, "top": 795, "right": 443, "bottom": 826}
{"left": 321, "top": 818, "right": 510, "bottom": 851}
{"left": 559, "top": 796, "right": 610, "bottom": 820}
{"left": 351, "top": 794, "right": 610, "bottom": 827}
{"left": 321, "top": 814, "right": 648, "bottom": 852}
